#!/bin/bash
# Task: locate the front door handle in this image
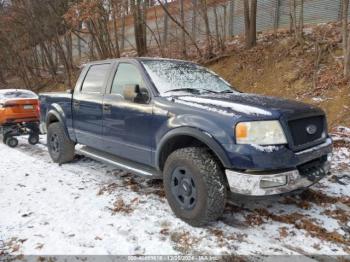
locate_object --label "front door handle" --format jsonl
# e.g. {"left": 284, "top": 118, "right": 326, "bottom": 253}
{"left": 103, "top": 104, "right": 112, "bottom": 112}
{"left": 73, "top": 100, "right": 80, "bottom": 109}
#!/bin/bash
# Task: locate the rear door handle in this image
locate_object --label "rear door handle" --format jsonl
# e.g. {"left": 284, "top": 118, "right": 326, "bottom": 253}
{"left": 103, "top": 104, "right": 112, "bottom": 112}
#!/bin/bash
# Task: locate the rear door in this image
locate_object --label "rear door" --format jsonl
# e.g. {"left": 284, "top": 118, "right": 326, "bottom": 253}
{"left": 72, "top": 63, "right": 111, "bottom": 149}
{"left": 102, "top": 62, "right": 153, "bottom": 165}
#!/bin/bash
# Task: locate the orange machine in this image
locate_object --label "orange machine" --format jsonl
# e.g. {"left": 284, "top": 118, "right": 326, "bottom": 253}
{"left": 0, "top": 89, "right": 40, "bottom": 147}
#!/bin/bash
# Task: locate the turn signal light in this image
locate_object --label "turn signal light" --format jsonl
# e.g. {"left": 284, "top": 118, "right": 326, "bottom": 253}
{"left": 236, "top": 122, "right": 248, "bottom": 139}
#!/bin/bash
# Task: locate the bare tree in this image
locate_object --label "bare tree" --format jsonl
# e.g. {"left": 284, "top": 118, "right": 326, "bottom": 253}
{"left": 243, "top": 0, "right": 257, "bottom": 49}
{"left": 156, "top": 0, "right": 203, "bottom": 57}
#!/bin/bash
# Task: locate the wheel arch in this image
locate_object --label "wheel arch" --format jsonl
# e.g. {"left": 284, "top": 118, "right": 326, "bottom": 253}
{"left": 45, "top": 108, "right": 69, "bottom": 138}
{"left": 155, "top": 127, "right": 231, "bottom": 172}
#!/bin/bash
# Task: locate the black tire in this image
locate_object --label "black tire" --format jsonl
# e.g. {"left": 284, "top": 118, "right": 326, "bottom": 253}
{"left": 28, "top": 134, "right": 40, "bottom": 145}
{"left": 2, "top": 135, "right": 7, "bottom": 144}
{"left": 47, "top": 122, "right": 75, "bottom": 164}
{"left": 6, "top": 137, "right": 18, "bottom": 148}
{"left": 163, "top": 147, "right": 227, "bottom": 227}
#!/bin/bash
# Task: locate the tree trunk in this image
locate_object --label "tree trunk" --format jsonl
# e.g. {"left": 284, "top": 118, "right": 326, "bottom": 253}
{"left": 250, "top": 0, "right": 257, "bottom": 47}
{"left": 244, "top": 0, "right": 250, "bottom": 46}
{"left": 297, "top": 0, "right": 304, "bottom": 45}
{"left": 222, "top": 4, "right": 227, "bottom": 47}
{"left": 214, "top": 5, "right": 220, "bottom": 49}
{"left": 111, "top": 1, "right": 121, "bottom": 58}
{"left": 0, "top": 68, "right": 6, "bottom": 84}
{"left": 244, "top": 0, "right": 257, "bottom": 48}
{"left": 132, "top": 0, "right": 147, "bottom": 56}
{"left": 120, "top": 0, "right": 127, "bottom": 51}
{"left": 273, "top": 0, "right": 280, "bottom": 35}
{"left": 343, "top": 0, "right": 350, "bottom": 78}
{"left": 228, "top": 0, "right": 235, "bottom": 37}
{"left": 40, "top": 42, "right": 57, "bottom": 79}
{"left": 78, "top": 22, "right": 82, "bottom": 60}
{"left": 163, "top": 0, "right": 169, "bottom": 45}
{"left": 199, "top": 0, "right": 213, "bottom": 58}
{"left": 179, "top": 0, "right": 187, "bottom": 58}
{"left": 192, "top": 0, "right": 197, "bottom": 41}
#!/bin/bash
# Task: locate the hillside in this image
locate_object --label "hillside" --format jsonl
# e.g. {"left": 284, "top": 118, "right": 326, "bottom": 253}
{"left": 207, "top": 23, "right": 349, "bottom": 129}
{"left": 1, "top": 23, "right": 349, "bottom": 129}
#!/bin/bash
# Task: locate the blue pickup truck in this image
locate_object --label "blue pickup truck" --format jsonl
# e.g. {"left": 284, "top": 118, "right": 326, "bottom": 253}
{"left": 40, "top": 58, "right": 332, "bottom": 226}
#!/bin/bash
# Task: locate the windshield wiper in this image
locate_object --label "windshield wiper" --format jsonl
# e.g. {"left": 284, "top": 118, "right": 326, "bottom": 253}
{"left": 199, "top": 89, "right": 219, "bottom": 94}
{"left": 218, "top": 90, "right": 234, "bottom": 93}
{"left": 164, "top": 88, "right": 221, "bottom": 94}
{"left": 164, "top": 88, "right": 201, "bottom": 94}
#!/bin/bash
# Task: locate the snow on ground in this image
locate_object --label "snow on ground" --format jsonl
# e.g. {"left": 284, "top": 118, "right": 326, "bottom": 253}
{"left": 0, "top": 131, "right": 349, "bottom": 258}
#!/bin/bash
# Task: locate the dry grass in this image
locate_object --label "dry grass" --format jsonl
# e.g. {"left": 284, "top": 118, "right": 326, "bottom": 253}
{"left": 208, "top": 24, "right": 350, "bottom": 128}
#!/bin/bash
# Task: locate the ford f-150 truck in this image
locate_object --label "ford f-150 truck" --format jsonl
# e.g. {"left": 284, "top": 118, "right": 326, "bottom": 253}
{"left": 40, "top": 58, "right": 332, "bottom": 226}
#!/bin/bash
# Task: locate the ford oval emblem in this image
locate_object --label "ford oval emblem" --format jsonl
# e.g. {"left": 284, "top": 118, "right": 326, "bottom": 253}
{"left": 306, "top": 124, "right": 317, "bottom": 135}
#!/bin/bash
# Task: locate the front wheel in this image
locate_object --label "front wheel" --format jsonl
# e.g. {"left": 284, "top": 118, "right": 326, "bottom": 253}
{"left": 47, "top": 122, "right": 75, "bottom": 164}
{"left": 163, "top": 147, "right": 227, "bottom": 227}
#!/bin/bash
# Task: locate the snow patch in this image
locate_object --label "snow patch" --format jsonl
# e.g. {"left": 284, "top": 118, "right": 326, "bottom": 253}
{"left": 0, "top": 127, "right": 350, "bottom": 256}
{"left": 177, "top": 96, "right": 272, "bottom": 116}
{"left": 250, "top": 144, "right": 281, "bottom": 153}
{"left": 171, "top": 98, "right": 235, "bottom": 117}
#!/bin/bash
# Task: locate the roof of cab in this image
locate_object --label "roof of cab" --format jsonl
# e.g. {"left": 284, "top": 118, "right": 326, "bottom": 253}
{"left": 84, "top": 57, "right": 197, "bottom": 66}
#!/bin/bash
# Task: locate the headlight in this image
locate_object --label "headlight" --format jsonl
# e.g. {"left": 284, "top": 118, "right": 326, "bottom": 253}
{"left": 235, "top": 120, "right": 287, "bottom": 145}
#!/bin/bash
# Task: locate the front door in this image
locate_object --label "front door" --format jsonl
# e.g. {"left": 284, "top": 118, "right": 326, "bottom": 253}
{"left": 102, "top": 62, "right": 153, "bottom": 165}
{"left": 73, "top": 63, "right": 111, "bottom": 149}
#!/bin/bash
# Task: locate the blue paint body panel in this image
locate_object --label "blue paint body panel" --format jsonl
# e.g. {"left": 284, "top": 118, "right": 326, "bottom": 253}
{"left": 39, "top": 58, "right": 332, "bottom": 173}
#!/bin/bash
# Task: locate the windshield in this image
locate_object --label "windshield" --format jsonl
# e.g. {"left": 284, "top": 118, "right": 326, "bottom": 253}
{"left": 0, "top": 90, "right": 37, "bottom": 99}
{"left": 142, "top": 60, "right": 235, "bottom": 95}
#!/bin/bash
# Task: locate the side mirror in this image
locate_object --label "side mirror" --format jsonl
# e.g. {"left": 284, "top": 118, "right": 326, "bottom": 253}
{"left": 66, "top": 89, "right": 73, "bottom": 95}
{"left": 123, "top": 84, "right": 149, "bottom": 103}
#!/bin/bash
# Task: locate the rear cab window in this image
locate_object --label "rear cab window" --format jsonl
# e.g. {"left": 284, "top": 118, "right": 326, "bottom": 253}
{"left": 81, "top": 64, "right": 111, "bottom": 93}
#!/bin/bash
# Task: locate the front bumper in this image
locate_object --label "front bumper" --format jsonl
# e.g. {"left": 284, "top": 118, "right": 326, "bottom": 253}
{"left": 225, "top": 150, "right": 332, "bottom": 196}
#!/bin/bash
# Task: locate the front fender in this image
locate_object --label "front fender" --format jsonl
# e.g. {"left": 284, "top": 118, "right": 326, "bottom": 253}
{"left": 155, "top": 126, "right": 232, "bottom": 170}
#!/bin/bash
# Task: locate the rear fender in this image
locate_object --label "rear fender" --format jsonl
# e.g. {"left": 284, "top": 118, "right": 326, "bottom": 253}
{"left": 46, "top": 104, "right": 70, "bottom": 139}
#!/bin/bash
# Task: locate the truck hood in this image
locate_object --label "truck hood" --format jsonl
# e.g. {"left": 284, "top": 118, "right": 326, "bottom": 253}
{"left": 166, "top": 92, "right": 324, "bottom": 119}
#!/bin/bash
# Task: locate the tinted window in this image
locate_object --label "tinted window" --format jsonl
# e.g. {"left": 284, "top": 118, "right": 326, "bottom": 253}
{"left": 0, "top": 90, "right": 37, "bottom": 99}
{"left": 111, "top": 63, "right": 144, "bottom": 96}
{"left": 81, "top": 64, "right": 110, "bottom": 93}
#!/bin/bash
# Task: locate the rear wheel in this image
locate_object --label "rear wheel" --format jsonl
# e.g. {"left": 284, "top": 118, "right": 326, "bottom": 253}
{"left": 6, "top": 137, "right": 18, "bottom": 148}
{"left": 28, "top": 134, "right": 39, "bottom": 145}
{"left": 163, "top": 147, "right": 227, "bottom": 227}
{"left": 47, "top": 122, "right": 75, "bottom": 164}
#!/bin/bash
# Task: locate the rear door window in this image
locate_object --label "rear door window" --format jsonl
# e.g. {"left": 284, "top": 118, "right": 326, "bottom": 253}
{"left": 81, "top": 64, "right": 111, "bottom": 93}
